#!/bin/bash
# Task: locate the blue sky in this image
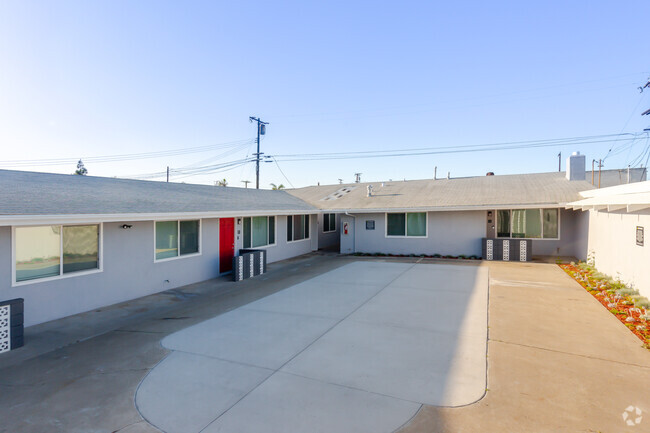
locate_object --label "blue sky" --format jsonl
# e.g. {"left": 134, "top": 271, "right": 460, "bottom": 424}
{"left": 0, "top": 1, "right": 648, "bottom": 188}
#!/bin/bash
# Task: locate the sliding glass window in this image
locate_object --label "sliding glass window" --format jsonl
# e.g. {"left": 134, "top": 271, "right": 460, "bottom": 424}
{"left": 287, "top": 215, "right": 310, "bottom": 242}
{"left": 386, "top": 212, "right": 427, "bottom": 237}
{"left": 242, "top": 216, "right": 276, "bottom": 248}
{"left": 496, "top": 209, "right": 559, "bottom": 239}
{"left": 15, "top": 224, "right": 100, "bottom": 283}
{"left": 155, "top": 220, "right": 200, "bottom": 260}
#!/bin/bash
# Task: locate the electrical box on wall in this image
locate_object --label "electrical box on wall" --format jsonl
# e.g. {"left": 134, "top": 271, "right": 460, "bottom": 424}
{"left": 637, "top": 226, "right": 644, "bottom": 246}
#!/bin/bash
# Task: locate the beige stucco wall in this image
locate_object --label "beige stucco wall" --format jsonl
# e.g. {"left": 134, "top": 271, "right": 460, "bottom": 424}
{"left": 587, "top": 209, "right": 650, "bottom": 299}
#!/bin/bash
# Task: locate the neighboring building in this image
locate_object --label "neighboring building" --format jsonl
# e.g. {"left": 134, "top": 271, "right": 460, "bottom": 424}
{"left": 289, "top": 172, "right": 589, "bottom": 259}
{"left": 0, "top": 170, "right": 318, "bottom": 326}
{"left": 288, "top": 154, "right": 645, "bottom": 260}
{"left": 567, "top": 180, "right": 650, "bottom": 299}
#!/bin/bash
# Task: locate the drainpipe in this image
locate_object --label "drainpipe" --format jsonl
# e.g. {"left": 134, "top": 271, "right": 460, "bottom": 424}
{"left": 345, "top": 211, "right": 356, "bottom": 254}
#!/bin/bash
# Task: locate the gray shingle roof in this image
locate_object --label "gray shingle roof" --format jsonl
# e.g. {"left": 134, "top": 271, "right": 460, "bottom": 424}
{"left": 287, "top": 172, "right": 597, "bottom": 211}
{"left": 0, "top": 169, "right": 316, "bottom": 216}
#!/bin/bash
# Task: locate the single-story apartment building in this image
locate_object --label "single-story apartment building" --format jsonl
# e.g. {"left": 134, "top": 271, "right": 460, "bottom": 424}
{"left": 289, "top": 153, "right": 604, "bottom": 259}
{"left": 0, "top": 169, "right": 320, "bottom": 326}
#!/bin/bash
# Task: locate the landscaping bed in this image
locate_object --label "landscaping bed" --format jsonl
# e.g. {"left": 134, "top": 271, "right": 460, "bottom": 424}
{"left": 560, "top": 262, "right": 650, "bottom": 349}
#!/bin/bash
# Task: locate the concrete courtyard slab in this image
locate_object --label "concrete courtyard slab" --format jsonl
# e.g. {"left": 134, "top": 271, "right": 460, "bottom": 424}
{"left": 136, "top": 260, "right": 488, "bottom": 432}
{"left": 281, "top": 318, "right": 486, "bottom": 406}
{"left": 241, "top": 279, "right": 383, "bottom": 319}
{"left": 136, "top": 351, "right": 272, "bottom": 433}
{"left": 202, "top": 372, "right": 420, "bottom": 433}
{"left": 160, "top": 308, "right": 338, "bottom": 369}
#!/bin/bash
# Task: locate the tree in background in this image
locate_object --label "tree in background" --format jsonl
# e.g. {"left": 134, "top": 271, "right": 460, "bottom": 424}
{"left": 74, "top": 159, "right": 88, "bottom": 176}
{"left": 270, "top": 183, "right": 285, "bottom": 190}
{"left": 215, "top": 178, "right": 228, "bottom": 187}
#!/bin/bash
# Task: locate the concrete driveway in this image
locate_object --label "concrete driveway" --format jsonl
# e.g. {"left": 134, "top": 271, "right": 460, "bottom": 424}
{"left": 135, "top": 261, "right": 489, "bottom": 433}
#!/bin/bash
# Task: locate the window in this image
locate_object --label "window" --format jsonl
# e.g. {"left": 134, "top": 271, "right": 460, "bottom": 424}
{"left": 323, "top": 213, "right": 336, "bottom": 232}
{"left": 15, "top": 224, "right": 100, "bottom": 283}
{"left": 155, "top": 220, "right": 200, "bottom": 260}
{"left": 287, "top": 215, "right": 310, "bottom": 242}
{"left": 496, "top": 209, "right": 559, "bottom": 239}
{"left": 242, "top": 216, "right": 276, "bottom": 248}
{"left": 386, "top": 212, "right": 427, "bottom": 237}
{"left": 366, "top": 220, "right": 375, "bottom": 230}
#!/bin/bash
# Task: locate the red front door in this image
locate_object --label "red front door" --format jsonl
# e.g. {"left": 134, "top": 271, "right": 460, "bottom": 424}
{"left": 219, "top": 218, "right": 235, "bottom": 273}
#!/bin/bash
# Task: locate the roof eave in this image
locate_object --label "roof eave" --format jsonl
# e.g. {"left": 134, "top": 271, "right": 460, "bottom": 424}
{"left": 0, "top": 209, "right": 320, "bottom": 226}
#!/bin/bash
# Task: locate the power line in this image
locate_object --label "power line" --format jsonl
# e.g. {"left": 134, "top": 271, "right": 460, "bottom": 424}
{"left": 271, "top": 133, "right": 643, "bottom": 163}
{"left": 0, "top": 138, "right": 255, "bottom": 167}
{"left": 271, "top": 157, "right": 295, "bottom": 188}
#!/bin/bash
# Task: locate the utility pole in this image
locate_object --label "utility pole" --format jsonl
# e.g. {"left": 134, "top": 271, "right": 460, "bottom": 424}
{"left": 166, "top": 166, "right": 169, "bottom": 183}
{"left": 558, "top": 152, "right": 561, "bottom": 172}
{"left": 591, "top": 160, "right": 595, "bottom": 185}
{"left": 598, "top": 159, "right": 603, "bottom": 188}
{"left": 241, "top": 180, "right": 251, "bottom": 189}
{"left": 249, "top": 117, "right": 269, "bottom": 189}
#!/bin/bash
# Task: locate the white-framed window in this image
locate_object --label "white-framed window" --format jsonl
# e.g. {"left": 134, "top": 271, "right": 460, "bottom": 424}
{"left": 496, "top": 208, "right": 559, "bottom": 239}
{"left": 287, "top": 214, "right": 310, "bottom": 242}
{"left": 243, "top": 216, "right": 276, "bottom": 248}
{"left": 13, "top": 224, "right": 102, "bottom": 285}
{"left": 323, "top": 213, "right": 336, "bottom": 233}
{"left": 155, "top": 219, "right": 201, "bottom": 261}
{"left": 386, "top": 212, "right": 427, "bottom": 237}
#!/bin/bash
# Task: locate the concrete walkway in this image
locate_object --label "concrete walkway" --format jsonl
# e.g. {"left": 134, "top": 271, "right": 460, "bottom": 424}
{"left": 135, "top": 262, "right": 489, "bottom": 433}
{"left": 399, "top": 261, "right": 650, "bottom": 433}
{"left": 1, "top": 254, "right": 649, "bottom": 433}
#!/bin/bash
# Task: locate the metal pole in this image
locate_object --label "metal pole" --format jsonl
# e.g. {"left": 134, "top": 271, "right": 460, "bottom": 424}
{"left": 598, "top": 159, "right": 602, "bottom": 188}
{"left": 255, "top": 123, "right": 260, "bottom": 189}
{"left": 166, "top": 166, "right": 169, "bottom": 182}
{"left": 591, "top": 160, "right": 594, "bottom": 185}
{"left": 558, "top": 152, "right": 561, "bottom": 172}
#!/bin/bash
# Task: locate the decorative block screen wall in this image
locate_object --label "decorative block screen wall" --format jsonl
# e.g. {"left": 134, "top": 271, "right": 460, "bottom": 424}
{"left": 0, "top": 298, "right": 24, "bottom": 354}
{"left": 482, "top": 238, "right": 532, "bottom": 262}
{"left": 233, "top": 249, "right": 268, "bottom": 282}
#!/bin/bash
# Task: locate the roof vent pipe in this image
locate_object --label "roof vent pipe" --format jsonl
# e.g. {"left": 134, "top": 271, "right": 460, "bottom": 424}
{"left": 434, "top": 166, "right": 437, "bottom": 180}
{"left": 447, "top": 171, "right": 450, "bottom": 179}
{"left": 566, "top": 151, "right": 586, "bottom": 181}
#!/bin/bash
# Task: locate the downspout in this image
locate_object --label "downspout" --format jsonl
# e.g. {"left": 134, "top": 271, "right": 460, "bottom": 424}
{"left": 345, "top": 211, "right": 356, "bottom": 254}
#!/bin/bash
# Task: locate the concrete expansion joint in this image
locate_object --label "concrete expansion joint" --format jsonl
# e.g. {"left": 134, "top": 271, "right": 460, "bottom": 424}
{"left": 491, "top": 338, "right": 650, "bottom": 369}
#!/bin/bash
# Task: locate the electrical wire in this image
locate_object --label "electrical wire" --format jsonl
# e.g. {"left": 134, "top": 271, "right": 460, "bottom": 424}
{"left": 271, "top": 157, "right": 295, "bottom": 188}
{"left": 0, "top": 138, "right": 255, "bottom": 167}
{"left": 271, "top": 133, "right": 642, "bottom": 163}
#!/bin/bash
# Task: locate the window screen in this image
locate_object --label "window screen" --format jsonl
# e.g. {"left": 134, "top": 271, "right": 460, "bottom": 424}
{"left": 406, "top": 213, "right": 426, "bottom": 236}
{"left": 156, "top": 221, "right": 179, "bottom": 259}
{"left": 497, "top": 210, "right": 510, "bottom": 237}
{"left": 252, "top": 216, "right": 269, "bottom": 247}
{"left": 542, "top": 209, "right": 559, "bottom": 239}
